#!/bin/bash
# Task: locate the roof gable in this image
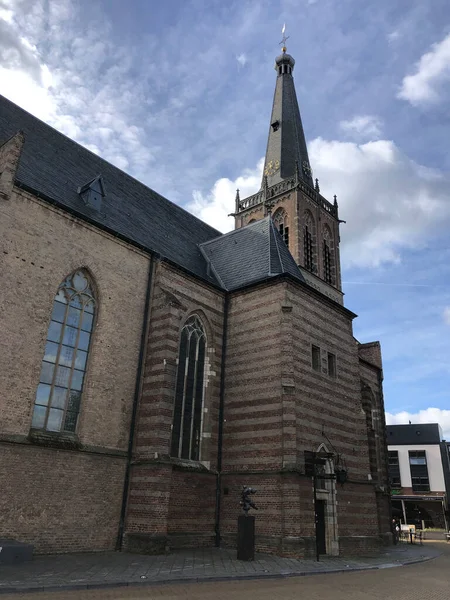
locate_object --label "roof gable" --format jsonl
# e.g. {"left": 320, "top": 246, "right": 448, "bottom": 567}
{"left": 78, "top": 175, "right": 106, "bottom": 197}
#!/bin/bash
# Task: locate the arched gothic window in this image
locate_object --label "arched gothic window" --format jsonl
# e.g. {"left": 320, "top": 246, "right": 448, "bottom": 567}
{"left": 323, "top": 226, "right": 334, "bottom": 285}
{"left": 171, "top": 315, "right": 206, "bottom": 461}
{"left": 303, "top": 211, "right": 315, "bottom": 272}
{"left": 361, "top": 382, "right": 383, "bottom": 483}
{"left": 32, "top": 270, "right": 96, "bottom": 433}
{"left": 273, "top": 208, "right": 289, "bottom": 246}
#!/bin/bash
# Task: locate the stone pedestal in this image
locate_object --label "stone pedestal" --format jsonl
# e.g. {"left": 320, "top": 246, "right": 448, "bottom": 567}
{"left": 237, "top": 515, "right": 255, "bottom": 561}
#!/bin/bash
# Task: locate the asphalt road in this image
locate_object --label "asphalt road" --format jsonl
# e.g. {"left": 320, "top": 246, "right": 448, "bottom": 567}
{"left": 3, "top": 541, "right": 450, "bottom": 600}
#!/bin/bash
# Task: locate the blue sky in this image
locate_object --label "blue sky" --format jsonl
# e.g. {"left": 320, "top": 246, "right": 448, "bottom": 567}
{"left": 1, "top": 0, "right": 450, "bottom": 436}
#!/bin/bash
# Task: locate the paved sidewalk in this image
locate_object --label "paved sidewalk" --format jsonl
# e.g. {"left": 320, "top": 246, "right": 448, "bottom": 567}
{"left": 0, "top": 542, "right": 440, "bottom": 595}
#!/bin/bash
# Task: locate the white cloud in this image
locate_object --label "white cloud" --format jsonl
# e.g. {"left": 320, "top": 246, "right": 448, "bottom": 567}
{"left": 339, "top": 115, "right": 383, "bottom": 140}
{"left": 443, "top": 307, "right": 450, "bottom": 325}
{"left": 387, "top": 30, "right": 400, "bottom": 44}
{"left": 398, "top": 33, "right": 450, "bottom": 106}
{"left": 3, "top": 1, "right": 450, "bottom": 275}
{"left": 0, "top": 0, "right": 158, "bottom": 179}
{"left": 0, "top": 6, "right": 14, "bottom": 23}
{"left": 309, "top": 137, "right": 450, "bottom": 268}
{"left": 236, "top": 53, "right": 247, "bottom": 67}
{"left": 187, "top": 159, "right": 264, "bottom": 233}
{"left": 189, "top": 137, "right": 450, "bottom": 269}
{"left": 386, "top": 408, "right": 450, "bottom": 440}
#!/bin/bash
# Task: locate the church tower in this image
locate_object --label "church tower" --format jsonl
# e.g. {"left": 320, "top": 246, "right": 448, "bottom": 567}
{"left": 234, "top": 40, "right": 343, "bottom": 304}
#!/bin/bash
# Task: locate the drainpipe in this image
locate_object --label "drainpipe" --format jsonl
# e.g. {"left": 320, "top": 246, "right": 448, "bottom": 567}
{"left": 116, "top": 255, "right": 154, "bottom": 550}
{"left": 215, "top": 293, "right": 229, "bottom": 547}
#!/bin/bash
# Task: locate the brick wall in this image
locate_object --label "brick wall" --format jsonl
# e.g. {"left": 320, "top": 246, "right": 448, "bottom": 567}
{"left": 234, "top": 188, "right": 342, "bottom": 290}
{"left": 124, "top": 262, "right": 224, "bottom": 551}
{"left": 167, "top": 470, "right": 216, "bottom": 547}
{"left": 0, "top": 444, "right": 125, "bottom": 553}
{"left": 359, "top": 344, "right": 392, "bottom": 537}
{"left": 0, "top": 131, "right": 24, "bottom": 200}
{"left": 0, "top": 187, "right": 149, "bottom": 446}
{"left": 285, "top": 281, "right": 371, "bottom": 479}
{"left": 297, "top": 191, "right": 342, "bottom": 291}
{"left": 133, "top": 262, "right": 224, "bottom": 462}
{"left": 218, "top": 279, "right": 389, "bottom": 556}
{"left": 0, "top": 185, "right": 149, "bottom": 552}
{"left": 222, "top": 283, "right": 284, "bottom": 473}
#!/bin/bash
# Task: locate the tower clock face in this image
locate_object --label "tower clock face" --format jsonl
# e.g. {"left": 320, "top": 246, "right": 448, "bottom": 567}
{"left": 264, "top": 159, "right": 280, "bottom": 177}
{"left": 302, "top": 161, "right": 312, "bottom": 177}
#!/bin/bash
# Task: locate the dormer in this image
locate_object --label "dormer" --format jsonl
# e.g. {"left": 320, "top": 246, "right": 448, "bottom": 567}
{"left": 77, "top": 175, "right": 106, "bottom": 212}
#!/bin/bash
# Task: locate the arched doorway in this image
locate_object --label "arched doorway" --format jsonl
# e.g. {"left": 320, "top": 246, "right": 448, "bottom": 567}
{"left": 315, "top": 444, "right": 339, "bottom": 556}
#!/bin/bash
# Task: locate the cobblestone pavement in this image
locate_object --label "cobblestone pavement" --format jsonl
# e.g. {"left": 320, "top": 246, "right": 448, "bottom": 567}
{"left": 0, "top": 540, "right": 443, "bottom": 597}
{"left": 31, "top": 541, "right": 448, "bottom": 600}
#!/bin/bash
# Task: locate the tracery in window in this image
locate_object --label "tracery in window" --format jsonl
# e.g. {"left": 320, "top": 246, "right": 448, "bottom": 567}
{"left": 273, "top": 208, "right": 289, "bottom": 246}
{"left": 171, "top": 315, "right": 206, "bottom": 461}
{"left": 323, "top": 226, "right": 334, "bottom": 285}
{"left": 303, "top": 211, "right": 315, "bottom": 272}
{"left": 32, "top": 270, "right": 95, "bottom": 433}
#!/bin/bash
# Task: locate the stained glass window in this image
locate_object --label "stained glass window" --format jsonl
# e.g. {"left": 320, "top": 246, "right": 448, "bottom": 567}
{"left": 32, "top": 270, "right": 95, "bottom": 433}
{"left": 170, "top": 315, "right": 206, "bottom": 461}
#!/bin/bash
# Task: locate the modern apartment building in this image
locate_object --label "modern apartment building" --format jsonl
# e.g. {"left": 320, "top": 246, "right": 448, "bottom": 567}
{"left": 387, "top": 424, "right": 449, "bottom": 529}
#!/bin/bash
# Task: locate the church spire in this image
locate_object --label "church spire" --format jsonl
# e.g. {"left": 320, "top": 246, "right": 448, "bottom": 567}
{"left": 261, "top": 27, "right": 313, "bottom": 189}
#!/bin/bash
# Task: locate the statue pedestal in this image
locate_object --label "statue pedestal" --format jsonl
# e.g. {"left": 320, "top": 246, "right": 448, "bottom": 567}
{"left": 237, "top": 515, "right": 255, "bottom": 561}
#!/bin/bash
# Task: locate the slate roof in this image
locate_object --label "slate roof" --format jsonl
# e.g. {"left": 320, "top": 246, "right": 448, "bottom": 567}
{"left": 199, "top": 217, "right": 306, "bottom": 291}
{"left": 0, "top": 94, "right": 221, "bottom": 284}
{"left": 261, "top": 52, "right": 313, "bottom": 189}
{"left": 0, "top": 94, "right": 308, "bottom": 295}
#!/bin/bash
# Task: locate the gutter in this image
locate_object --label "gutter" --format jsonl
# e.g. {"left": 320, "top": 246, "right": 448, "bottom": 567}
{"left": 214, "top": 293, "right": 229, "bottom": 547}
{"left": 116, "top": 255, "right": 155, "bottom": 550}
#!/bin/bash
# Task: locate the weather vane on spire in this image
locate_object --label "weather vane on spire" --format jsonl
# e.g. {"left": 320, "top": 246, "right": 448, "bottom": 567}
{"left": 280, "top": 23, "right": 289, "bottom": 52}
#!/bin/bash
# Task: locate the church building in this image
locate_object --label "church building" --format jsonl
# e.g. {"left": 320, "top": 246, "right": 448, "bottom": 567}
{"left": 0, "top": 43, "right": 391, "bottom": 558}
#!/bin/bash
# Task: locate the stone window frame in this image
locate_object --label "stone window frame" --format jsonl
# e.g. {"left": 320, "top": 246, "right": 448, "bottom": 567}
{"left": 315, "top": 442, "right": 339, "bottom": 555}
{"left": 272, "top": 207, "right": 289, "bottom": 247}
{"left": 311, "top": 344, "right": 321, "bottom": 372}
{"left": 327, "top": 351, "right": 336, "bottom": 378}
{"left": 303, "top": 210, "right": 316, "bottom": 273}
{"left": 31, "top": 269, "right": 96, "bottom": 435}
{"left": 361, "top": 382, "right": 385, "bottom": 483}
{"left": 170, "top": 313, "right": 209, "bottom": 462}
{"left": 322, "top": 225, "right": 335, "bottom": 286}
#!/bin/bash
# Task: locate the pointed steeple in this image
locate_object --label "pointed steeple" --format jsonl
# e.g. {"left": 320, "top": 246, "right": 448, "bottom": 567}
{"left": 261, "top": 36, "right": 313, "bottom": 189}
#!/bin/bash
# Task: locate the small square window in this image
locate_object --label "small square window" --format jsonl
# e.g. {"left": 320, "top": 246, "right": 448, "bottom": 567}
{"left": 327, "top": 352, "right": 336, "bottom": 377}
{"left": 409, "top": 451, "right": 427, "bottom": 465}
{"left": 312, "top": 345, "right": 321, "bottom": 372}
{"left": 388, "top": 451, "right": 399, "bottom": 466}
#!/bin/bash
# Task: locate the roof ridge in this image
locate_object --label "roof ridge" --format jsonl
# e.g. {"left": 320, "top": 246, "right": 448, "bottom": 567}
{"left": 198, "top": 245, "right": 227, "bottom": 290}
{"left": 199, "top": 216, "right": 270, "bottom": 248}
{"left": 269, "top": 217, "right": 286, "bottom": 274}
